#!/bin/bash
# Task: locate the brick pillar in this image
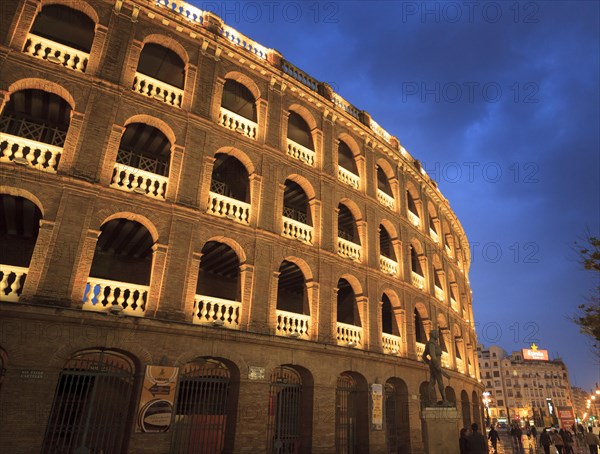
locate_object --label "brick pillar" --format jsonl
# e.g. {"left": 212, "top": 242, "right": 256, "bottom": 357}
{"left": 329, "top": 286, "right": 339, "bottom": 345}
{"left": 418, "top": 253, "right": 429, "bottom": 292}
{"left": 181, "top": 64, "right": 198, "bottom": 111}
{"left": 211, "top": 77, "right": 225, "bottom": 123}
{"left": 20, "top": 220, "right": 55, "bottom": 301}
{"left": 183, "top": 252, "right": 202, "bottom": 323}
{"left": 249, "top": 173, "right": 262, "bottom": 228}
{"left": 122, "top": 39, "right": 143, "bottom": 89}
{"left": 166, "top": 145, "right": 184, "bottom": 202}
{"left": 86, "top": 24, "right": 108, "bottom": 76}
{"left": 198, "top": 155, "right": 215, "bottom": 212}
{"left": 238, "top": 263, "right": 254, "bottom": 330}
{"left": 356, "top": 220, "right": 367, "bottom": 265}
{"left": 256, "top": 98, "right": 268, "bottom": 144}
{"left": 392, "top": 238, "right": 403, "bottom": 277}
{"left": 455, "top": 337, "right": 465, "bottom": 372}
{"left": 322, "top": 116, "right": 336, "bottom": 177}
{"left": 406, "top": 301, "right": 417, "bottom": 359}
{"left": 6, "top": 0, "right": 39, "bottom": 52}
{"left": 393, "top": 307, "right": 407, "bottom": 356}
{"left": 306, "top": 281, "right": 319, "bottom": 341}
{"left": 355, "top": 155, "right": 367, "bottom": 193}
{"left": 441, "top": 327, "right": 455, "bottom": 369}
{"left": 0, "top": 90, "right": 9, "bottom": 112}
{"left": 247, "top": 246, "right": 271, "bottom": 334}
{"left": 99, "top": 124, "right": 125, "bottom": 185}
{"left": 308, "top": 199, "right": 321, "bottom": 248}
{"left": 269, "top": 270, "right": 280, "bottom": 335}
{"left": 71, "top": 228, "right": 100, "bottom": 305}
{"left": 144, "top": 243, "right": 168, "bottom": 317}
{"left": 373, "top": 300, "right": 384, "bottom": 353}
{"left": 389, "top": 176, "right": 400, "bottom": 214}
{"left": 357, "top": 295, "right": 369, "bottom": 350}
{"left": 58, "top": 111, "right": 85, "bottom": 176}
{"left": 312, "top": 128, "right": 323, "bottom": 171}
{"left": 272, "top": 183, "right": 285, "bottom": 235}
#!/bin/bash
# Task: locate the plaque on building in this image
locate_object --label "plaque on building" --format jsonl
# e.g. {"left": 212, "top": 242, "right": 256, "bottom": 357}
{"left": 371, "top": 383, "right": 383, "bottom": 430}
{"left": 248, "top": 366, "right": 265, "bottom": 380}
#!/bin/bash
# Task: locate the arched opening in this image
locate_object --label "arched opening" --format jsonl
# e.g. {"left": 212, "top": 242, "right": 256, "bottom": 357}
{"left": 337, "top": 203, "right": 359, "bottom": 243}
{"left": 276, "top": 261, "right": 307, "bottom": 314}
{"left": 379, "top": 225, "right": 395, "bottom": 261}
{"left": 472, "top": 391, "right": 482, "bottom": 428}
{"left": 461, "top": 390, "right": 471, "bottom": 428}
{"left": 83, "top": 219, "right": 154, "bottom": 315}
{"left": 194, "top": 241, "right": 241, "bottom": 327}
{"left": 410, "top": 246, "right": 425, "bottom": 289}
{"left": 221, "top": 80, "right": 256, "bottom": 121}
{"left": 445, "top": 386, "right": 457, "bottom": 407}
{"left": 0, "top": 194, "right": 42, "bottom": 301}
{"left": 406, "top": 189, "right": 420, "bottom": 227}
{"left": 376, "top": 165, "right": 394, "bottom": 209}
{"left": 381, "top": 294, "right": 397, "bottom": 336}
{"left": 267, "top": 365, "right": 313, "bottom": 454}
{"left": 208, "top": 153, "right": 251, "bottom": 225}
{"left": 337, "top": 140, "right": 359, "bottom": 189}
{"left": 134, "top": 43, "right": 185, "bottom": 107}
{"left": 385, "top": 378, "right": 411, "bottom": 454}
{"left": 111, "top": 123, "right": 171, "bottom": 199}
{"left": 337, "top": 278, "right": 360, "bottom": 327}
{"left": 171, "top": 358, "right": 239, "bottom": 454}
{"left": 42, "top": 349, "right": 136, "bottom": 453}
{"left": 281, "top": 179, "right": 313, "bottom": 244}
{"left": 336, "top": 372, "right": 369, "bottom": 453}
{"left": 0, "top": 89, "right": 71, "bottom": 172}
{"left": 25, "top": 5, "right": 95, "bottom": 72}
{"left": 287, "top": 112, "right": 313, "bottom": 150}
{"left": 414, "top": 308, "right": 427, "bottom": 344}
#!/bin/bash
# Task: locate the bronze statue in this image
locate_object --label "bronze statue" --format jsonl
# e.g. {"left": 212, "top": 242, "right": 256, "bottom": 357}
{"left": 422, "top": 329, "right": 452, "bottom": 406}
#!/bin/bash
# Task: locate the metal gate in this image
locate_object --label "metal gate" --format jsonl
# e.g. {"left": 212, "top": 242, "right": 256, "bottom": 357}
{"left": 42, "top": 349, "right": 135, "bottom": 454}
{"left": 385, "top": 383, "right": 398, "bottom": 453}
{"left": 336, "top": 373, "right": 357, "bottom": 454}
{"left": 266, "top": 366, "right": 303, "bottom": 454}
{"left": 170, "top": 359, "right": 231, "bottom": 454}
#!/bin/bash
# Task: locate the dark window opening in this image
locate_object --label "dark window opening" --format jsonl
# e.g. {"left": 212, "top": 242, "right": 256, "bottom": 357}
{"left": 379, "top": 226, "right": 395, "bottom": 260}
{"left": 287, "top": 112, "right": 313, "bottom": 150}
{"left": 337, "top": 204, "right": 358, "bottom": 243}
{"left": 377, "top": 166, "right": 392, "bottom": 196}
{"left": 336, "top": 279, "right": 359, "bottom": 326}
{"left": 196, "top": 241, "right": 240, "bottom": 302}
{"left": 137, "top": 43, "right": 185, "bottom": 88}
{"left": 210, "top": 154, "right": 249, "bottom": 202}
{"left": 221, "top": 80, "right": 256, "bottom": 121}
{"left": 283, "top": 180, "right": 310, "bottom": 225}
{"left": 276, "top": 261, "right": 307, "bottom": 315}
{"left": 116, "top": 123, "right": 171, "bottom": 176}
{"left": 338, "top": 141, "right": 358, "bottom": 175}
{"left": 30, "top": 5, "right": 95, "bottom": 52}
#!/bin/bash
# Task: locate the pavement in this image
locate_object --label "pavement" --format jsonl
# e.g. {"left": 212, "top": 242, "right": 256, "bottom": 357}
{"left": 486, "top": 431, "right": 589, "bottom": 454}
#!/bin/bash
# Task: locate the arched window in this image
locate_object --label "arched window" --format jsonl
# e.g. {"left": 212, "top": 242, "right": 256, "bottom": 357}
{"left": 219, "top": 80, "right": 257, "bottom": 139}
{"left": 336, "top": 372, "right": 369, "bottom": 453}
{"left": 42, "top": 350, "right": 136, "bottom": 453}
{"left": 336, "top": 278, "right": 362, "bottom": 347}
{"left": 376, "top": 165, "right": 394, "bottom": 209}
{"left": 276, "top": 261, "right": 310, "bottom": 337}
{"left": 406, "top": 189, "right": 421, "bottom": 227}
{"left": 434, "top": 268, "right": 444, "bottom": 301}
{"left": 385, "top": 378, "right": 411, "bottom": 453}
{"left": 428, "top": 207, "right": 439, "bottom": 243}
{"left": 286, "top": 112, "right": 314, "bottom": 166}
{"left": 414, "top": 308, "right": 427, "bottom": 344}
{"left": 337, "top": 203, "right": 360, "bottom": 262}
{"left": 337, "top": 140, "right": 359, "bottom": 189}
{"left": 207, "top": 154, "right": 251, "bottom": 225}
{"left": 461, "top": 390, "right": 471, "bottom": 428}
{"left": 281, "top": 180, "right": 313, "bottom": 244}
{"left": 410, "top": 246, "right": 425, "bottom": 290}
{"left": 379, "top": 225, "right": 394, "bottom": 260}
{"left": 381, "top": 294, "right": 397, "bottom": 336}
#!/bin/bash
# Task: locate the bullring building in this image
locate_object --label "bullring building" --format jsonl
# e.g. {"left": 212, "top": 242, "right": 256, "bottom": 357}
{"left": 0, "top": 1, "right": 484, "bottom": 453}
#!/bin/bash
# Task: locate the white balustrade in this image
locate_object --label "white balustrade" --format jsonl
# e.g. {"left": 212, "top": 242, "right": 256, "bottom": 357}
{"left": 0, "top": 264, "right": 28, "bottom": 302}
{"left": 207, "top": 192, "right": 251, "bottom": 225}
{"left": 286, "top": 138, "right": 315, "bottom": 166}
{"left": 110, "top": 164, "right": 168, "bottom": 200}
{"left": 133, "top": 72, "right": 183, "bottom": 108}
{"left": 435, "top": 285, "right": 445, "bottom": 301}
{"left": 379, "top": 255, "right": 398, "bottom": 276}
{"left": 411, "top": 271, "right": 425, "bottom": 290}
{"left": 276, "top": 310, "right": 310, "bottom": 338}
{"left": 382, "top": 333, "right": 401, "bottom": 355}
{"left": 219, "top": 107, "right": 257, "bottom": 140}
{"left": 445, "top": 244, "right": 453, "bottom": 257}
{"left": 370, "top": 118, "right": 392, "bottom": 144}
{"left": 337, "top": 237, "right": 361, "bottom": 262}
{"left": 82, "top": 277, "right": 148, "bottom": 316}
{"left": 430, "top": 228, "right": 439, "bottom": 243}
{"left": 408, "top": 210, "right": 421, "bottom": 228}
{"left": 336, "top": 322, "right": 362, "bottom": 347}
{"left": 451, "top": 297, "right": 460, "bottom": 313}
{"left": 416, "top": 341, "right": 426, "bottom": 360}
{"left": 156, "top": 0, "right": 205, "bottom": 26}
{"left": 0, "top": 132, "right": 62, "bottom": 173}
{"left": 377, "top": 189, "right": 395, "bottom": 210}
{"left": 456, "top": 357, "right": 465, "bottom": 374}
{"left": 441, "top": 351, "right": 451, "bottom": 368}
{"left": 193, "top": 294, "right": 241, "bottom": 328}
{"left": 282, "top": 217, "right": 313, "bottom": 244}
{"left": 462, "top": 308, "right": 468, "bottom": 320}
{"left": 23, "top": 33, "right": 88, "bottom": 72}
{"left": 338, "top": 166, "right": 360, "bottom": 189}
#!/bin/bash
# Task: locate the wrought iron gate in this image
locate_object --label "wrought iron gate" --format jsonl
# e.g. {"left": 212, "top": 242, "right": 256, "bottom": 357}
{"left": 385, "top": 383, "right": 398, "bottom": 453}
{"left": 170, "top": 359, "right": 231, "bottom": 454}
{"left": 266, "top": 366, "right": 303, "bottom": 454}
{"left": 42, "top": 349, "right": 135, "bottom": 454}
{"left": 336, "top": 373, "right": 357, "bottom": 454}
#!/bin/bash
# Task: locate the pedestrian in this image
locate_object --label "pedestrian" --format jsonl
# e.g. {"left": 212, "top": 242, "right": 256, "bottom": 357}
{"left": 515, "top": 425, "right": 523, "bottom": 448}
{"left": 459, "top": 427, "right": 471, "bottom": 454}
{"left": 584, "top": 426, "right": 600, "bottom": 454}
{"left": 563, "top": 429, "right": 575, "bottom": 454}
{"left": 540, "top": 428, "right": 552, "bottom": 454}
{"left": 531, "top": 425, "right": 538, "bottom": 447}
{"left": 488, "top": 424, "right": 500, "bottom": 454}
{"left": 467, "top": 423, "right": 490, "bottom": 454}
{"left": 552, "top": 429, "right": 565, "bottom": 454}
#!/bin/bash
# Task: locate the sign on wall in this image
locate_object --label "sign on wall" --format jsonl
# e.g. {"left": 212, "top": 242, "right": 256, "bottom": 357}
{"left": 522, "top": 343, "right": 549, "bottom": 361}
{"left": 371, "top": 383, "right": 383, "bottom": 430}
{"left": 557, "top": 406, "right": 576, "bottom": 429}
{"left": 136, "top": 365, "right": 179, "bottom": 433}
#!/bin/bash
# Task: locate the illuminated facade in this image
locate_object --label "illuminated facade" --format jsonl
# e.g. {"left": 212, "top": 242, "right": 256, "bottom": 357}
{"left": 0, "top": 1, "right": 482, "bottom": 452}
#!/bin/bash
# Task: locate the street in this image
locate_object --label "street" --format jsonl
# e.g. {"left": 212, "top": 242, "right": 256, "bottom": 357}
{"left": 487, "top": 430, "right": 590, "bottom": 454}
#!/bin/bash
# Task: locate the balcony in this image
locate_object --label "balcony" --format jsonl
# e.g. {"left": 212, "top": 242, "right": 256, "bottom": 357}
{"left": 411, "top": 271, "right": 425, "bottom": 290}
{"left": 132, "top": 72, "right": 183, "bottom": 108}
{"left": 275, "top": 310, "right": 310, "bottom": 339}
{"left": 193, "top": 295, "right": 241, "bottom": 329}
{"left": 337, "top": 237, "right": 361, "bottom": 262}
{"left": 219, "top": 107, "right": 257, "bottom": 140}
{"left": 207, "top": 192, "right": 250, "bottom": 225}
{"left": 336, "top": 322, "right": 362, "bottom": 347}
{"left": 379, "top": 256, "right": 398, "bottom": 276}
{"left": 451, "top": 297, "right": 460, "bottom": 313}
{"left": 110, "top": 164, "right": 168, "bottom": 199}
{"left": 416, "top": 341, "right": 426, "bottom": 360}
{"left": 82, "top": 277, "right": 148, "bottom": 317}
{"left": 456, "top": 357, "right": 465, "bottom": 374}
{"left": 377, "top": 190, "right": 395, "bottom": 210}
{"left": 382, "top": 333, "right": 401, "bottom": 355}
{"left": 337, "top": 166, "right": 360, "bottom": 189}
{"left": 435, "top": 285, "right": 444, "bottom": 301}
{"left": 430, "top": 228, "right": 439, "bottom": 243}
{"left": 407, "top": 211, "right": 420, "bottom": 228}
{"left": 0, "top": 265, "right": 28, "bottom": 302}
{"left": 281, "top": 217, "right": 313, "bottom": 245}
{"left": 23, "top": 33, "right": 88, "bottom": 72}
{"left": 286, "top": 138, "right": 315, "bottom": 167}
{"left": 0, "top": 131, "right": 63, "bottom": 173}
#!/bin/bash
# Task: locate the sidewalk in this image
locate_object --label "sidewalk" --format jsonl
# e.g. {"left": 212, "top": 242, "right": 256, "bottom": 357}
{"left": 489, "top": 431, "right": 588, "bottom": 454}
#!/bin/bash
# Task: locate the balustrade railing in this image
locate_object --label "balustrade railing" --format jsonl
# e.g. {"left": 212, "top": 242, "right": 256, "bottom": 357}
{"left": 430, "top": 228, "right": 439, "bottom": 243}
{"left": 23, "top": 33, "right": 88, "bottom": 72}
{"left": 456, "top": 357, "right": 465, "bottom": 374}
{"left": 286, "top": 139, "right": 315, "bottom": 166}
{"left": 332, "top": 93, "right": 361, "bottom": 120}
{"left": 408, "top": 210, "right": 421, "bottom": 228}
{"left": 441, "top": 351, "right": 451, "bottom": 368}
{"left": 336, "top": 322, "right": 362, "bottom": 347}
{"left": 379, "top": 255, "right": 398, "bottom": 276}
{"left": 110, "top": 164, "right": 168, "bottom": 199}
{"left": 0, "top": 265, "right": 28, "bottom": 302}
{"left": 0, "top": 132, "right": 62, "bottom": 173}
{"left": 337, "top": 166, "right": 360, "bottom": 189}
{"left": 219, "top": 107, "right": 257, "bottom": 140}
{"left": 0, "top": 115, "right": 67, "bottom": 147}
{"left": 282, "top": 216, "right": 313, "bottom": 244}
{"left": 416, "top": 341, "right": 426, "bottom": 360}
{"left": 193, "top": 294, "right": 241, "bottom": 328}
{"left": 82, "top": 277, "right": 148, "bottom": 316}
{"left": 276, "top": 310, "right": 310, "bottom": 338}
{"left": 156, "top": 0, "right": 204, "bottom": 25}
{"left": 451, "top": 297, "right": 460, "bottom": 313}
{"left": 382, "top": 333, "right": 401, "bottom": 355}
{"left": 411, "top": 271, "right": 425, "bottom": 290}
{"left": 133, "top": 72, "right": 183, "bottom": 108}
{"left": 370, "top": 118, "right": 392, "bottom": 144}
{"left": 221, "top": 24, "right": 268, "bottom": 59}
{"left": 282, "top": 60, "right": 318, "bottom": 92}
{"left": 207, "top": 192, "right": 250, "bottom": 225}
{"left": 337, "top": 237, "right": 361, "bottom": 262}
{"left": 435, "top": 285, "right": 445, "bottom": 301}
{"left": 377, "top": 189, "right": 395, "bottom": 210}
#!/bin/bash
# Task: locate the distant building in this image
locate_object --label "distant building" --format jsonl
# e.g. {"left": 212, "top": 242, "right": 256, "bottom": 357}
{"left": 478, "top": 344, "right": 575, "bottom": 427}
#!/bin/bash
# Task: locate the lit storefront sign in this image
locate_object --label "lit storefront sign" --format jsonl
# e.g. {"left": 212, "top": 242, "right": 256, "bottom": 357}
{"left": 522, "top": 343, "right": 549, "bottom": 361}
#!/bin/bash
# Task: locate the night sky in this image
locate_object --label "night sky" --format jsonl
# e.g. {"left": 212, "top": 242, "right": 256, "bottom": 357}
{"left": 190, "top": 1, "right": 600, "bottom": 392}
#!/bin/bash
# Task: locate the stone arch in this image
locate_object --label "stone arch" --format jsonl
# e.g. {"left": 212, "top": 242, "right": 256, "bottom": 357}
{"left": 40, "top": 0, "right": 100, "bottom": 25}
{"left": 281, "top": 256, "right": 313, "bottom": 282}
{"left": 284, "top": 174, "right": 316, "bottom": 200}
{"left": 379, "top": 219, "right": 399, "bottom": 240}
{"left": 123, "top": 114, "right": 177, "bottom": 145}
{"left": 99, "top": 212, "right": 160, "bottom": 243}
{"left": 460, "top": 390, "right": 471, "bottom": 428}
{"left": 47, "top": 345, "right": 145, "bottom": 371}
{"left": 203, "top": 235, "right": 247, "bottom": 265}
{"left": 7, "top": 78, "right": 76, "bottom": 111}
{"left": 381, "top": 288, "right": 401, "bottom": 308}
{"left": 436, "top": 313, "right": 447, "bottom": 330}
{"left": 338, "top": 273, "right": 363, "bottom": 297}
{"left": 212, "top": 146, "right": 256, "bottom": 175}
{"left": 287, "top": 103, "right": 318, "bottom": 131}
{"left": 223, "top": 70, "right": 261, "bottom": 100}
{"left": 409, "top": 237, "right": 425, "bottom": 255}
{"left": 338, "top": 198, "right": 363, "bottom": 222}
{"left": 376, "top": 157, "right": 395, "bottom": 180}
{"left": 414, "top": 301, "right": 429, "bottom": 320}
{"left": 141, "top": 33, "right": 190, "bottom": 66}
{"left": 337, "top": 132, "right": 361, "bottom": 157}
{"left": 0, "top": 186, "right": 45, "bottom": 217}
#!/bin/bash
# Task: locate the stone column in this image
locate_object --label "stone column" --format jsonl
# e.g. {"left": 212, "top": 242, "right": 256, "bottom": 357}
{"left": 166, "top": 145, "right": 184, "bottom": 202}
{"left": 58, "top": 111, "right": 85, "bottom": 176}
{"left": 238, "top": 263, "right": 255, "bottom": 330}
{"left": 122, "top": 40, "right": 143, "bottom": 90}
{"left": 249, "top": 173, "right": 262, "bottom": 228}
{"left": 184, "top": 252, "right": 202, "bottom": 323}
{"left": 198, "top": 155, "right": 215, "bottom": 212}
{"left": 6, "top": 0, "right": 39, "bottom": 52}
{"left": 144, "top": 243, "right": 168, "bottom": 317}
{"left": 256, "top": 98, "right": 268, "bottom": 144}
{"left": 86, "top": 24, "right": 109, "bottom": 76}
{"left": 20, "top": 220, "right": 55, "bottom": 301}
{"left": 70, "top": 228, "right": 101, "bottom": 305}
{"left": 306, "top": 281, "right": 320, "bottom": 341}
{"left": 98, "top": 124, "right": 125, "bottom": 186}
{"left": 356, "top": 295, "right": 369, "bottom": 350}
{"left": 308, "top": 199, "right": 321, "bottom": 248}
{"left": 181, "top": 64, "right": 198, "bottom": 111}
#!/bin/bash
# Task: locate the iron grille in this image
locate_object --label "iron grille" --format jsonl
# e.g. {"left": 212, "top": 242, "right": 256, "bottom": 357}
{"left": 115, "top": 148, "right": 169, "bottom": 176}
{"left": 385, "top": 384, "right": 398, "bottom": 454}
{"left": 282, "top": 207, "right": 307, "bottom": 224}
{"left": 336, "top": 374, "right": 357, "bottom": 454}
{"left": 170, "top": 359, "right": 231, "bottom": 454}
{"left": 0, "top": 114, "right": 67, "bottom": 146}
{"left": 41, "top": 350, "right": 135, "bottom": 454}
{"left": 266, "top": 367, "right": 303, "bottom": 454}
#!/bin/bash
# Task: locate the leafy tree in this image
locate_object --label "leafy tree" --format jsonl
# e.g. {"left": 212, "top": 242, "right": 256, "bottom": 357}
{"left": 574, "top": 236, "right": 600, "bottom": 355}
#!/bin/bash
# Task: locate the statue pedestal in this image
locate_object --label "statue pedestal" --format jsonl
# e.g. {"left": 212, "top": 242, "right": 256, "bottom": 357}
{"left": 421, "top": 406, "right": 461, "bottom": 454}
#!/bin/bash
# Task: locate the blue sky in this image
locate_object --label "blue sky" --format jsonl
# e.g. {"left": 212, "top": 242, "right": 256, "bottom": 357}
{"left": 190, "top": 1, "right": 600, "bottom": 391}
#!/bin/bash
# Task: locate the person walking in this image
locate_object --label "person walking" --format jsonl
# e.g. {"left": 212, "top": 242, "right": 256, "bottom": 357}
{"left": 459, "top": 427, "right": 471, "bottom": 454}
{"left": 584, "top": 426, "right": 600, "bottom": 454}
{"left": 531, "top": 425, "right": 538, "bottom": 448}
{"left": 563, "top": 429, "right": 575, "bottom": 454}
{"left": 488, "top": 425, "right": 500, "bottom": 454}
{"left": 540, "top": 428, "right": 552, "bottom": 454}
{"left": 552, "top": 429, "right": 565, "bottom": 454}
{"left": 467, "top": 423, "right": 489, "bottom": 454}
